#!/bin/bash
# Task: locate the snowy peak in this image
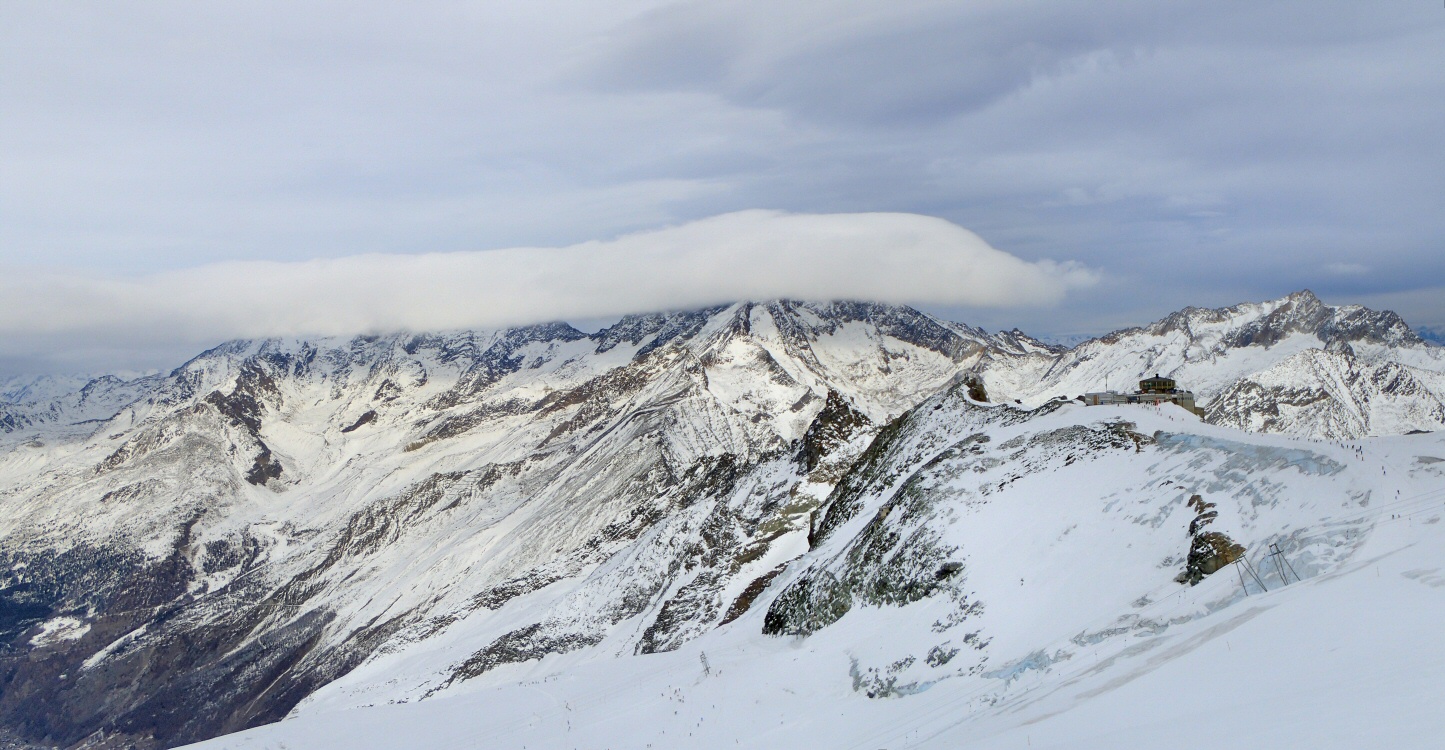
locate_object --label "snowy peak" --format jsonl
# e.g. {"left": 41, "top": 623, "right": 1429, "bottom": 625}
{"left": 989, "top": 327, "right": 1064, "bottom": 357}
{"left": 1205, "top": 347, "right": 1445, "bottom": 438}
{"left": 2, "top": 293, "right": 1438, "bottom": 449}
{"left": 1216, "top": 289, "right": 1421, "bottom": 349}
{"left": 1089, "top": 289, "right": 1420, "bottom": 356}
{"left": 987, "top": 290, "right": 1445, "bottom": 438}
{"left": 591, "top": 307, "right": 718, "bottom": 356}
{"left": 0, "top": 371, "right": 166, "bottom": 439}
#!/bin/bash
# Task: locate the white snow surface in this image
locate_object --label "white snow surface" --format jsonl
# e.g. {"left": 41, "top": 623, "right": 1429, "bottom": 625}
{"left": 182, "top": 402, "right": 1445, "bottom": 750}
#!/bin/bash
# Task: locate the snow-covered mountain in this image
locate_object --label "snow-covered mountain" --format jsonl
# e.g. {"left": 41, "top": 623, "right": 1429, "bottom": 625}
{"left": 1205, "top": 348, "right": 1445, "bottom": 437}
{"left": 1, "top": 295, "right": 1441, "bottom": 750}
{"left": 1, "top": 374, "right": 96, "bottom": 406}
{"left": 187, "top": 380, "right": 1445, "bottom": 750}
{"left": 0, "top": 373, "right": 166, "bottom": 438}
{"left": 0, "top": 301, "right": 1016, "bottom": 749}
{"left": 977, "top": 289, "right": 1445, "bottom": 438}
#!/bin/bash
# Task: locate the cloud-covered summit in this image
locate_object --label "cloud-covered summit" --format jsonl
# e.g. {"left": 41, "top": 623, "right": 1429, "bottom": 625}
{"left": 0, "top": 211, "right": 1095, "bottom": 375}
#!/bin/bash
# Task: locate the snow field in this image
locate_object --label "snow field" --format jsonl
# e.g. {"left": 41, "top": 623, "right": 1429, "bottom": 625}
{"left": 184, "top": 409, "right": 1445, "bottom": 750}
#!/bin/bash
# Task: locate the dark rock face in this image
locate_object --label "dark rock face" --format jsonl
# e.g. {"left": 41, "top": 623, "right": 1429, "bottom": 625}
{"left": 766, "top": 389, "right": 1136, "bottom": 640}
{"left": 0, "top": 527, "right": 415, "bottom": 749}
{"left": 1184, "top": 532, "right": 1245, "bottom": 584}
{"left": 340, "top": 410, "right": 376, "bottom": 433}
{"left": 245, "top": 446, "right": 283, "bottom": 486}
{"left": 1177, "top": 495, "right": 1244, "bottom": 585}
{"left": 445, "top": 624, "right": 603, "bottom": 687}
{"left": 798, "top": 391, "right": 871, "bottom": 475}
{"left": 0, "top": 408, "right": 31, "bottom": 434}
{"left": 963, "top": 376, "right": 988, "bottom": 403}
{"left": 0, "top": 543, "right": 188, "bottom": 747}
{"left": 763, "top": 437, "right": 970, "bottom": 637}
{"left": 0, "top": 483, "right": 379, "bottom": 749}
{"left": 591, "top": 308, "right": 720, "bottom": 357}
{"left": 719, "top": 565, "right": 788, "bottom": 626}
{"left": 808, "top": 411, "right": 914, "bottom": 549}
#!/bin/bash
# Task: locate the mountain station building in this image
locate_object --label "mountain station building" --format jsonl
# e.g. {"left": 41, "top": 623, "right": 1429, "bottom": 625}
{"left": 1080, "top": 375, "right": 1202, "bottom": 415}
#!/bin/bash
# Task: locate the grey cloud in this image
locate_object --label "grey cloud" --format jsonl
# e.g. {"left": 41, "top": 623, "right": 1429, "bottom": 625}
{"left": 577, "top": 1, "right": 1110, "bottom": 125}
{"left": 576, "top": 1, "right": 1427, "bottom": 127}
{"left": 2, "top": 1, "right": 1442, "bottom": 369}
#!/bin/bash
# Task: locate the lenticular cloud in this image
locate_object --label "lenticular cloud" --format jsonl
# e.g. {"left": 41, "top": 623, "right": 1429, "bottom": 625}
{"left": 1, "top": 210, "right": 1097, "bottom": 345}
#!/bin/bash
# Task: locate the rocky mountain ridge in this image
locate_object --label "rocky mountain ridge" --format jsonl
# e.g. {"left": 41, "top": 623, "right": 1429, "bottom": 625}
{"left": 971, "top": 290, "right": 1445, "bottom": 438}
{"left": 6, "top": 290, "right": 1440, "bottom": 443}
{"left": 0, "top": 293, "right": 1441, "bottom": 749}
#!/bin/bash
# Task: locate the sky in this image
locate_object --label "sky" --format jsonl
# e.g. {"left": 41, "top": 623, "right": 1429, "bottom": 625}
{"left": 2, "top": 1, "right": 1443, "bottom": 375}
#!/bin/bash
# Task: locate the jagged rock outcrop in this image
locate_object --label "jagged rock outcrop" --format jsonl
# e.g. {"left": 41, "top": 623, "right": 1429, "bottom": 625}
{"left": 798, "top": 390, "right": 872, "bottom": 476}
{"left": 1176, "top": 494, "right": 1244, "bottom": 585}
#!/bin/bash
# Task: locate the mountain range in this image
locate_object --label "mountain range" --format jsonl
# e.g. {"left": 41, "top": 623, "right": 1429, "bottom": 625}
{"left": 1, "top": 292, "right": 1442, "bottom": 749}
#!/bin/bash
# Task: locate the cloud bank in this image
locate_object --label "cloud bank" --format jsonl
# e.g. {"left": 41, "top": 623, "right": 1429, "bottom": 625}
{"left": 5, "top": 2, "right": 1440, "bottom": 365}
{"left": 0, "top": 211, "right": 1095, "bottom": 373}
